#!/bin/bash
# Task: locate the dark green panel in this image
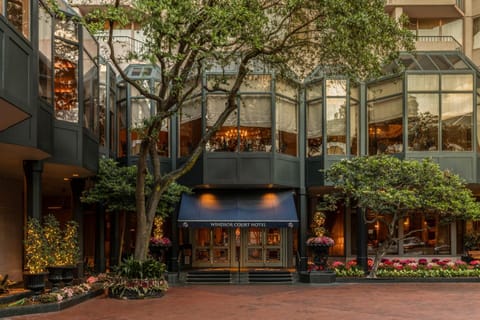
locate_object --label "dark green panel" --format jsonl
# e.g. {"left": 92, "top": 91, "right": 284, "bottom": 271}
{"left": 0, "top": 26, "right": 3, "bottom": 92}
{"left": 274, "top": 157, "right": 300, "bottom": 187}
{"left": 306, "top": 158, "right": 324, "bottom": 187}
{"left": 82, "top": 132, "right": 99, "bottom": 172}
{"left": 0, "top": 118, "right": 33, "bottom": 146}
{"left": 205, "top": 157, "right": 237, "bottom": 184}
{"left": 238, "top": 157, "right": 271, "bottom": 184}
{"left": 53, "top": 126, "right": 79, "bottom": 164}
{"left": 177, "top": 157, "right": 203, "bottom": 187}
{"left": 5, "top": 36, "right": 31, "bottom": 108}
{"left": 37, "top": 105, "right": 53, "bottom": 153}
{"left": 439, "top": 156, "right": 475, "bottom": 183}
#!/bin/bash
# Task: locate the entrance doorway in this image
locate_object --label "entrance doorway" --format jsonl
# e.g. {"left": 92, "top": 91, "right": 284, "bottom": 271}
{"left": 191, "top": 227, "right": 287, "bottom": 268}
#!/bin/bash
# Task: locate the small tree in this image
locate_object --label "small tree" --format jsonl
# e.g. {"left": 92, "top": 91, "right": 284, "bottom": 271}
{"left": 325, "top": 155, "right": 480, "bottom": 277}
{"left": 24, "top": 218, "right": 49, "bottom": 274}
{"left": 81, "top": 158, "right": 190, "bottom": 259}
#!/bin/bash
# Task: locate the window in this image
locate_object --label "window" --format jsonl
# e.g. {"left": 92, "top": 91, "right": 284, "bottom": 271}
{"left": 474, "top": 17, "right": 480, "bottom": 49}
{"left": 206, "top": 95, "right": 238, "bottom": 152}
{"left": 239, "top": 95, "right": 272, "bottom": 152}
{"left": 306, "top": 82, "right": 322, "bottom": 158}
{"left": 54, "top": 17, "right": 79, "bottom": 123}
{"left": 407, "top": 74, "right": 473, "bottom": 152}
{"left": 350, "top": 85, "right": 360, "bottom": 155}
{"left": 6, "top": 0, "right": 29, "bottom": 38}
{"left": 276, "top": 97, "right": 297, "bottom": 156}
{"left": 179, "top": 98, "right": 202, "bottom": 157}
{"left": 326, "top": 80, "right": 347, "bottom": 156}
{"left": 130, "top": 98, "right": 152, "bottom": 155}
{"left": 368, "top": 78, "right": 403, "bottom": 155}
{"left": 39, "top": 4, "right": 53, "bottom": 104}
{"left": 117, "top": 101, "right": 127, "bottom": 157}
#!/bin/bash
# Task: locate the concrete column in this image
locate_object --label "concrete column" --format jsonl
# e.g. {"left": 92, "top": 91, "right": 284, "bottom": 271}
{"left": 110, "top": 211, "right": 120, "bottom": 268}
{"left": 464, "top": 0, "right": 473, "bottom": 57}
{"left": 95, "top": 205, "right": 106, "bottom": 273}
{"left": 356, "top": 207, "right": 368, "bottom": 274}
{"left": 23, "top": 160, "right": 43, "bottom": 220}
{"left": 71, "top": 178, "right": 85, "bottom": 276}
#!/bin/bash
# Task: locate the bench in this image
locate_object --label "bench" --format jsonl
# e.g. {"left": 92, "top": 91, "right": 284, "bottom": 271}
{"left": 467, "top": 250, "right": 480, "bottom": 260}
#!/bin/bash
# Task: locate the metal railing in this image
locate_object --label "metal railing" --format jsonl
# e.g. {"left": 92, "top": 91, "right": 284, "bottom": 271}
{"left": 95, "top": 34, "right": 147, "bottom": 57}
{"left": 415, "top": 35, "right": 462, "bottom": 51}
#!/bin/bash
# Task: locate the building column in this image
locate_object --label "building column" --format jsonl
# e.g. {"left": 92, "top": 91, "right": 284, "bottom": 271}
{"left": 110, "top": 211, "right": 120, "bottom": 268}
{"left": 356, "top": 207, "right": 368, "bottom": 274}
{"left": 71, "top": 178, "right": 85, "bottom": 276}
{"left": 298, "top": 188, "right": 308, "bottom": 271}
{"left": 23, "top": 160, "right": 43, "bottom": 220}
{"left": 95, "top": 204, "right": 106, "bottom": 273}
{"left": 169, "top": 208, "right": 179, "bottom": 272}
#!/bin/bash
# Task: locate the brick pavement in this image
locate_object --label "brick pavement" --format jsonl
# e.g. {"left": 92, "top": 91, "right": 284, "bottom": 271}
{"left": 6, "top": 282, "right": 480, "bottom": 320}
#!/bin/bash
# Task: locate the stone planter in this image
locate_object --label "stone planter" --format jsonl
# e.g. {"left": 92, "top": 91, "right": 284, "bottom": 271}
{"left": 24, "top": 272, "right": 48, "bottom": 294}
{"left": 47, "top": 266, "right": 64, "bottom": 290}
{"left": 61, "top": 265, "right": 76, "bottom": 286}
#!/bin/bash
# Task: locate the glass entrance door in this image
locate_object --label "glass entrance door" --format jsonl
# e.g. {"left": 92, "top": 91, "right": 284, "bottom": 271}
{"left": 244, "top": 227, "right": 283, "bottom": 267}
{"left": 191, "top": 227, "right": 286, "bottom": 268}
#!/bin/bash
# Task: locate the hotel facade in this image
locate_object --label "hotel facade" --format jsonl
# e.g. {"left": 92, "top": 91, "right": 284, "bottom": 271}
{"left": 1, "top": 0, "right": 480, "bottom": 281}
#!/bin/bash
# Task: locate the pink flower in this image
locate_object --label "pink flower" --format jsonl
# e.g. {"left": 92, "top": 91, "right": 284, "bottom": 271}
{"left": 150, "top": 236, "right": 172, "bottom": 247}
{"left": 306, "top": 236, "right": 334, "bottom": 247}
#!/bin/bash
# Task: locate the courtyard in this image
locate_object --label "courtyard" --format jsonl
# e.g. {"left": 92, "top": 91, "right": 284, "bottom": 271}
{"left": 6, "top": 282, "right": 480, "bottom": 320}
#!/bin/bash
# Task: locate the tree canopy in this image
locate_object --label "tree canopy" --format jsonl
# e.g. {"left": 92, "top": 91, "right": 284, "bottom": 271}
{"left": 325, "top": 155, "right": 480, "bottom": 277}
{"left": 77, "top": 0, "right": 414, "bottom": 260}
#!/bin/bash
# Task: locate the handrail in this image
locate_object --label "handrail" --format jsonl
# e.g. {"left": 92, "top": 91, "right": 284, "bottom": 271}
{"left": 415, "top": 35, "right": 462, "bottom": 51}
{"left": 95, "top": 33, "right": 147, "bottom": 56}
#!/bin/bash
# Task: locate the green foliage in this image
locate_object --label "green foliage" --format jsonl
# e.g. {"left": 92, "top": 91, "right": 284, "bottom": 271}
{"left": 24, "top": 218, "right": 49, "bottom": 274}
{"left": 81, "top": 158, "right": 191, "bottom": 217}
{"left": 325, "top": 155, "right": 480, "bottom": 220}
{"left": 464, "top": 232, "right": 480, "bottom": 250}
{"left": 43, "top": 215, "right": 80, "bottom": 266}
{"left": 114, "top": 256, "right": 166, "bottom": 279}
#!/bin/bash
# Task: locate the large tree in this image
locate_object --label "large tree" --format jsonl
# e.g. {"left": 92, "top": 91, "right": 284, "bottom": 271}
{"left": 81, "top": 0, "right": 414, "bottom": 260}
{"left": 325, "top": 155, "right": 480, "bottom": 277}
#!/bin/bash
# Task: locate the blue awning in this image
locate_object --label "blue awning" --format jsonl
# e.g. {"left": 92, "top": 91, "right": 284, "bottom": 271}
{"left": 177, "top": 191, "right": 298, "bottom": 228}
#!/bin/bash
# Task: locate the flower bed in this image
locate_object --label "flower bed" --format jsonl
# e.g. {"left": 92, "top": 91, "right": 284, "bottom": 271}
{"left": 332, "top": 258, "right": 480, "bottom": 278}
{"left": 0, "top": 280, "right": 104, "bottom": 318}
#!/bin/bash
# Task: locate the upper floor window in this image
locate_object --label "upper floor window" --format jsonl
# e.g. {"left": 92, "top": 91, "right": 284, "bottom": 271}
{"left": 39, "top": 3, "right": 53, "bottom": 104}
{"left": 326, "top": 80, "right": 347, "bottom": 156}
{"left": 306, "top": 81, "right": 323, "bottom": 157}
{"left": 407, "top": 73, "right": 473, "bottom": 152}
{"left": 54, "top": 17, "right": 79, "bottom": 123}
{"left": 368, "top": 78, "right": 403, "bottom": 155}
{"left": 474, "top": 17, "right": 480, "bottom": 49}
{"left": 2, "top": 0, "right": 30, "bottom": 39}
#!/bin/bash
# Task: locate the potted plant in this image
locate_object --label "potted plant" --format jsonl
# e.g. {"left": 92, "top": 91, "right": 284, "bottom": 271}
{"left": 106, "top": 256, "right": 168, "bottom": 299}
{"left": 24, "top": 217, "right": 49, "bottom": 293}
{"left": 43, "top": 215, "right": 80, "bottom": 287}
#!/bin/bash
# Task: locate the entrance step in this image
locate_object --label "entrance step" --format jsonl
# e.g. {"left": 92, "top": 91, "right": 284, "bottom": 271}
{"left": 247, "top": 270, "right": 294, "bottom": 284}
{"left": 186, "top": 270, "right": 232, "bottom": 284}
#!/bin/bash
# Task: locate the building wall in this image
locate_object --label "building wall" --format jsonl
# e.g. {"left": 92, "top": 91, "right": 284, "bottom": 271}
{"left": 0, "top": 177, "right": 24, "bottom": 282}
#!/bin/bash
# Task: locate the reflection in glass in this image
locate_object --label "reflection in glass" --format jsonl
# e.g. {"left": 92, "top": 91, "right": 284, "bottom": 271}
{"left": 368, "top": 96, "right": 403, "bottom": 155}
{"left": 83, "top": 51, "right": 98, "bottom": 132}
{"left": 179, "top": 98, "right": 202, "bottom": 157}
{"left": 408, "top": 94, "right": 439, "bottom": 151}
{"left": 403, "top": 214, "right": 451, "bottom": 255}
{"left": 266, "top": 228, "right": 280, "bottom": 245}
{"left": 266, "top": 249, "right": 280, "bottom": 263}
{"left": 54, "top": 40, "right": 79, "bottom": 123}
{"left": 326, "top": 98, "right": 346, "bottom": 155}
{"left": 307, "top": 100, "right": 322, "bottom": 157}
{"left": 248, "top": 228, "right": 262, "bottom": 246}
{"left": 6, "top": 0, "right": 29, "bottom": 38}
{"left": 206, "top": 95, "right": 238, "bottom": 152}
{"left": 350, "top": 98, "right": 359, "bottom": 155}
{"left": 239, "top": 95, "right": 272, "bottom": 152}
{"left": 248, "top": 248, "right": 262, "bottom": 262}
{"left": 130, "top": 99, "right": 152, "bottom": 155}
{"left": 441, "top": 74, "right": 473, "bottom": 91}
{"left": 276, "top": 97, "right": 298, "bottom": 156}
{"left": 408, "top": 74, "right": 439, "bottom": 91}
{"left": 442, "top": 93, "right": 472, "bottom": 151}
{"left": 157, "top": 119, "right": 169, "bottom": 157}
{"left": 39, "top": 4, "right": 53, "bottom": 103}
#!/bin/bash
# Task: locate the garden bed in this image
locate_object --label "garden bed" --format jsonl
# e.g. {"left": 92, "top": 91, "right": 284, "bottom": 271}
{"left": 0, "top": 287, "right": 104, "bottom": 318}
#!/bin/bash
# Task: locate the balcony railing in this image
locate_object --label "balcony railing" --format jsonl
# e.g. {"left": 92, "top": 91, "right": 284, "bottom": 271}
{"left": 95, "top": 34, "right": 147, "bottom": 60}
{"left": 415, "top": 36, "right": 462, "bottom": 51}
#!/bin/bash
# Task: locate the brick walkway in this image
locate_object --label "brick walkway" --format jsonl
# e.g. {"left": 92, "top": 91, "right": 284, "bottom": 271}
{"left": 7, "top": 283, "right": 480, "bottom": 320}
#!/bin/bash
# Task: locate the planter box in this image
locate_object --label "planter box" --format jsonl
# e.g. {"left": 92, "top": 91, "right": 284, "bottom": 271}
{"left": 298, "top": 271, "right": 336, "bottom": 283}
{"left": 0, "top": 288, "right": 104, "bottom": 318}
